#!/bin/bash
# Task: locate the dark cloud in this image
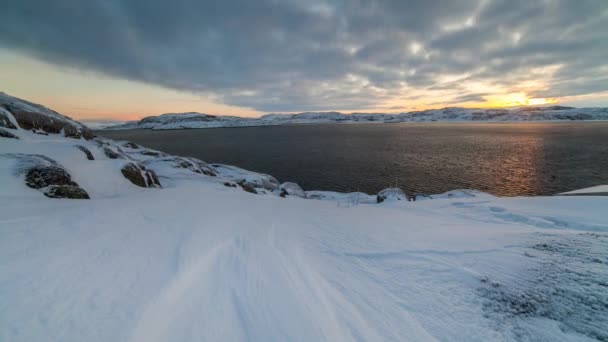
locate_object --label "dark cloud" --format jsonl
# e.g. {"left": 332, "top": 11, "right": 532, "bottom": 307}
{"left": 0, "top": 0, "right": 606, "bottom": 111}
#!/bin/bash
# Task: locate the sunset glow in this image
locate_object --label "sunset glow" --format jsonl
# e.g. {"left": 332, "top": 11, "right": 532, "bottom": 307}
{"left": 484, "top": 93, "right": 560, "bottom": 108}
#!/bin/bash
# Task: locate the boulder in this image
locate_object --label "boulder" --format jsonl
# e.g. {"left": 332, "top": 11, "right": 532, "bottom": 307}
{"left": 25, "top": 165, "right": 78, "bottom": 189}
{"left": 377, "top": 188, "right": 407, "bottom": 203}
{"left": 75, "top": 145, "right": 94, "bottom": 160}
{"left": 121, "top": 162, "right": 161, "bottom": 188}
{"left": 44, "top": 185, "right": 90, "bottom": 199}
{"left": 9, "top": 154, "right": 90, "bottom": 199}
{"left": 0, "top": 128, "right": 19, "bottom": 139}
{"left": 279, "top": 182, "right": 306, "bottom": 198}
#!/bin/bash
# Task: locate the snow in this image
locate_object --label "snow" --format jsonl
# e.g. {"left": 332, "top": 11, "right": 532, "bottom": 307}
{"left": 1, "top": 95, "right": 608, "bottom": 341}
{"left": 105, "top": 106, "right": 608, "bottom": 130}
{"left": 561, "top": 185, "right": 608, "bottom": 196}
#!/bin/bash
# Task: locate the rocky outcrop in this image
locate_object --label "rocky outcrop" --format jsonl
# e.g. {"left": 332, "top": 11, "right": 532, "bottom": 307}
{"left": 279, "top": 182, "right": 306, "bottom": 198}
{"left": 212, "top": 164, "right": 280, "bottom": 191}
{"left": 0, "top": 92, "right": 94, "bottom": 139}
{"left": 0, "top": 128, "right": 19, "bottom": 139}
{"left": 377, "top": 188, "right": 407, "bottom": 203}
{"left": 8, "top": 154, "right": 90, "bottom": 199}
{"left": 175, "top": 157, "right": 216, "bottom": 176}
{"left": 75, "top": 145, "right": 94, "bottom": 160}
{"left": 121, "top": 162, "right": 161, "bottom": 188}
{"left": 143, "top": 156, "right": 217, "bottom": 177}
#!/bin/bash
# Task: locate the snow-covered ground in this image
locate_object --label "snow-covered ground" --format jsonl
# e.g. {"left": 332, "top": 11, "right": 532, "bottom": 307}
{"left": 106, "top": 106, "right": 608, "bottom": 130}
{"left": 1, "top": 93, "right": 607, "bottom": 341}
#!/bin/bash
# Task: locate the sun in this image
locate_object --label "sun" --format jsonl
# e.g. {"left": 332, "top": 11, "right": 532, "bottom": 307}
{"left": 486, "top": 92, "right": 559, "bottom": 107}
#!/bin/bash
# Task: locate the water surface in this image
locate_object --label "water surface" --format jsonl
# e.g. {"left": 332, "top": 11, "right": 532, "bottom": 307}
{"left": 100, "top": 122, "right": 608, "bottom": 196}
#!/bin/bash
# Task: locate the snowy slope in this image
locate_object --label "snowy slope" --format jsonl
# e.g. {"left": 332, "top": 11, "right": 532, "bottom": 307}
{"left": 1, "top": 94, "right": 607, "bottom": 341}
{"left": 106, "top": 106, "right": 608, "bottom": 130}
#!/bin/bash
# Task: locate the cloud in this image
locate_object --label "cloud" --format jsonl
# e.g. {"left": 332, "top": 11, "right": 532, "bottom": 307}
{"left": 0, "top": 0, "right": 606, "bottom": 111}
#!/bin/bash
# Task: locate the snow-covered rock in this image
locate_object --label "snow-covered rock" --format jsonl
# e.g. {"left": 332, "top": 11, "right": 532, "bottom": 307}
{"left": 279, "top": 182, "right": 306, "bottom": 198}
{"left": 6, "top": 153, "right": 90, "bottom": 199}
{"left": 377, "top": 187, "right": 408, "bottom": 203}
{"left": 212, "top": 164, "right": 280, "bottom": 192}
{"left": 0, "top": 92, "right": 93, "bottom": 139}
{"left": 120, "top": 162, "right": 162, "bottom": 188}
{"left": 105, "top": 106, "right": 608, "bottom": 130}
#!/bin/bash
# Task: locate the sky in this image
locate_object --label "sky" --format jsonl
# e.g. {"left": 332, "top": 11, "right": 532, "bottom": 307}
{"left": 1, "top": 0, "right": 607, "bottom": 120}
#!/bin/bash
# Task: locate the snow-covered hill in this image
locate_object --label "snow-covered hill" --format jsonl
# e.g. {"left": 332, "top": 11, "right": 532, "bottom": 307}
{"left": 1, "top": 93, "right": 607, "bottom": 341}
{"left": 107, "top": 106, "right": 608, "bottom": 130}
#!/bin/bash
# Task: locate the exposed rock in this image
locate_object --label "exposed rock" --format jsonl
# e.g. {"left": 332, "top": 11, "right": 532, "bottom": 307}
{"left": 121, "top": 162, "right": 161, "bottom": 188}
{"left": 238, "top": 181, "right": 258, "bottom": 194}
{"left": 2, "top": 105, "right": 93, "bottom": 139}
{"left": 123, "top": 141, "right": 140, "bottom": 149}
{"left": 6, "top": 153, "right": 90, "bottom": 199}
{"left": 174, "top": 157, "right": 216, "bottom": 176}
{"left": 25, "top": 165, "right": 78, "bottom": 189}
{"left": 212, "top": 164, "right": 279, "bottom": 191}
{"left": 143, "top": 156, "right": 217, "bottom": 177}
{"left": 0, "top": 93, "right": 94, "bottom": 139}
{"left": 0, "top": 128, "right": 19, "bottom": 139}
{"left": 279, "top": 182, "right": 306, "bottom": 198}
{"left": 377, "top": 188, "right": 407, "bottom": 203}
{"left": 44, "top": 185, "right": 90, "bottom": 199}
{"left": 223, "top": 182, "right": 237, "bottom": 188}
{"left": 75, "top": 145, "right": 94, "bottom": 160}
{"left": 140, "top": 150, "right": 165, "bottom": 157}
{"left": 0, "top": 108, "right": 17, "bottom": 129}
{"left": 103, "top": 147, "right": 123, "bottom": 159}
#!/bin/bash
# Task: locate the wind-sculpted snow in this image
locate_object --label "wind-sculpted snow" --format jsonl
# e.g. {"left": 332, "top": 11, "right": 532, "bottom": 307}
{"left": 1, "top": 93, "right": 607, "bottom": 341}
{"left": 106, "top": 106, "right": 608, "bottom": 130}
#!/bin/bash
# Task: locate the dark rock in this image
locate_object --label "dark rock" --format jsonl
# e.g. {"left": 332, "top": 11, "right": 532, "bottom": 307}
{"left": 75, "top": 145, "right": 94, "bottom": 160}
{"left": 279, "top": 182, "right": 306, "bottom": 198}
{"left": 26, "top": 165, "right": 78, "bottom": 189}
{"left": 2, "top": 105, "right": 94, "bottom": 140}
{"left": 140, "top": 150, "right": 164, "bottom": 157}
{"left": 0, "top": 128, "right": 19, "bottom": 139}
{"left": 123, "top": 141, "right": 140, "bottom": 149}
{"left": 224, "top": 182, "right": 237, "bottom": 188}
{"left": 121, "top": 162, "right": 161, "bottom": 188}
{"left": 238, "top": 181, "right": 258, "bottom": 194}
{"left": 103, "top": 147, "right": 123, "bottom": 159}
{"left": 377, "top": 188, "right": 407, "bottom": 203}
{"left": 44, "top": 185, "right": 90, "bottom": 199}
{"left": 8, "top": 154, "right": 90, "bottom": 199}
{"left": 0, "top": 108, "right": 17, "bottom": 129}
